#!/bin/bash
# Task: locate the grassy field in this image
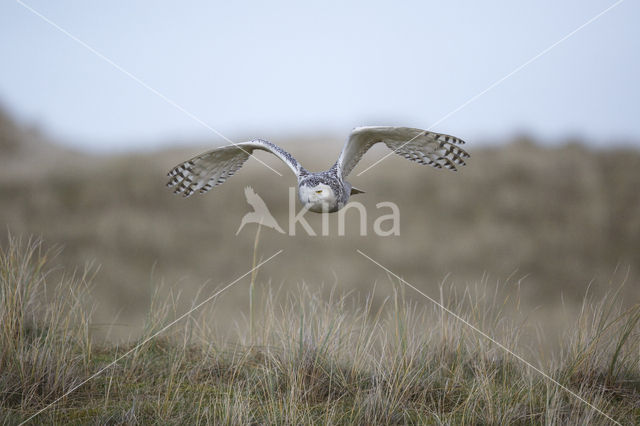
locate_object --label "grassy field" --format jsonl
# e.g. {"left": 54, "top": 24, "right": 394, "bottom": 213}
{"left": 2, "top": 105, "right": 640, "bottom": 344}
{"left": 2, "top": 107, "right": 640, "bottom": 423}
{"left": 1, "top": 237, "right": 639, "bottom": 424}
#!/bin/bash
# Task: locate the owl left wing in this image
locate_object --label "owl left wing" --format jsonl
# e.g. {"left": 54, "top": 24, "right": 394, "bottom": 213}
{"left": 335, "top": 126, "right": 469, "bottom": 178}
{"left": 167, "top": 139, "right": 304, "bottom": 197}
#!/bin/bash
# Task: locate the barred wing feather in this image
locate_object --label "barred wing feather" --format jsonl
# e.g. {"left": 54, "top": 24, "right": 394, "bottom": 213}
{"left": 336, "top": 126, "right": 469, "bottom": 178}
{"left": 167, "top": 139, "right": 303, "bottom": 197}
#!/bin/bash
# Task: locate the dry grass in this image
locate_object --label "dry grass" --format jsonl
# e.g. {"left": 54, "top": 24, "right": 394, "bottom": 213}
{"left": 2, "top": 130, "right": 640, "bottom": 343}
{"left": 0, "top": 237, "right": 93, "bottom": 419}
{"left": 1, "top": 237, "right": 639, "bottom": 424}
{"left": 2, "top": 107, "right": 640, "bottom": 423}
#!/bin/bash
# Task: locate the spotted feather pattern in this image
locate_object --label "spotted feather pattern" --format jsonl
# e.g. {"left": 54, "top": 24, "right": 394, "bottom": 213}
{"left": 168, "top": 128, "right": 470, "bottom": 203}
{"left": 166, "top": 140, "right": 303, "bottom": 197}
{"left": 336, "top": 126, "right": 469, "bottom": 177}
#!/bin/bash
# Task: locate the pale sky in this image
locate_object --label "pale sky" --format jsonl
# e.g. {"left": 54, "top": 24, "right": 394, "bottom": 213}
{"left": 1, "top": 1, "right": 639, "bottom": 151}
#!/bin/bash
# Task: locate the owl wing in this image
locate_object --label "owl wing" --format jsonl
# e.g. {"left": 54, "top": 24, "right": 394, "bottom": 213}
{"left": 167, "top": 139, "right": 304, "bottom": 197}
{"left": 335, "top": 126, "right": 469, "bottom": 178}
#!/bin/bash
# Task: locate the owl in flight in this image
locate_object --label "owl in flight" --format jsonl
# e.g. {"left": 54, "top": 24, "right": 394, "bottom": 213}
{"left": 167, "top": 126, "right": 469, "bottom": 213}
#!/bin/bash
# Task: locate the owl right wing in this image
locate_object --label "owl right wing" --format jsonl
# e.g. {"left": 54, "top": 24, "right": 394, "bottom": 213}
{"left": 335, "top": 126, "right": 469, "bottom": 178}
{"left": 167, "top": 139, "right": 305, "bottom": 197}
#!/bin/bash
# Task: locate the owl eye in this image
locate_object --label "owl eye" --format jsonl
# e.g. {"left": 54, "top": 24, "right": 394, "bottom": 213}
{"left": 316, "top": 190, "right": 323, "bottom": 194}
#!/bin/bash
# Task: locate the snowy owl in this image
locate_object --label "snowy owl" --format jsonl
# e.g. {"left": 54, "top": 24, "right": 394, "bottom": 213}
{"left": 167, "top": 126, "right": 469, "bottom": 213}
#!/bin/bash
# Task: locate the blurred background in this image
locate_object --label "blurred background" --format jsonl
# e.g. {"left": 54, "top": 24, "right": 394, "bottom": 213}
{"left": 1, "top": 1, "right": 639, "bottom": 343}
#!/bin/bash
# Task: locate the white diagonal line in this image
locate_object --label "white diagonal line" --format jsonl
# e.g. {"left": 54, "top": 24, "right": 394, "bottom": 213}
{"left": 16, "top": 0, "right": 283, "bottom": 177}
{"left": 19, "top": 249, "right": 284, "bottom": 425}
{"left": 357, "top": 249, "right": 620, "bottom": 425}
{"left": 357, "top": 0, "right": 626, "bottom": 177}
